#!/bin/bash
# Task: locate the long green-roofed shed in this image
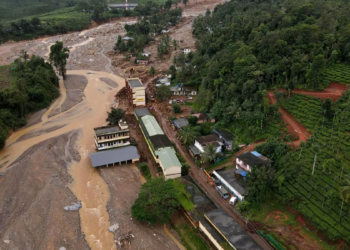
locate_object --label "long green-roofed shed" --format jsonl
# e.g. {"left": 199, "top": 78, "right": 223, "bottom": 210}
{"left": 155, "top": 148, "right": 182, "bottom": 170}
{"left": 141, "top": 115, "right": 164, "bottom": 137}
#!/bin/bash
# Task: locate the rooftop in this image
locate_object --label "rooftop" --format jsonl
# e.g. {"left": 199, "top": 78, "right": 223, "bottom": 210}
{"left": 237, "top": 151, "right": 270, "bottom": 167}
{"left": 155, "top": 148, "right": 182, "bottom": 170}
{"left": 193, "top": 113, "right": 212, "bottom": 121}
{"left": 94, "top": 125, "right": 128, "bottom": 136}
{"left": 189, "top": 145, "right": 201, "bottom": 156}
{"left": 205, "top": 208, "right": 262, "bottom": 250}
{"left": 195, "top": 134, "right": 220, "bottom": 145}
{"left": 135, "top": 108, "right": 150, "bottom": 117}
{"left": 89, "top": 146, "right": 140, "bottom": 168}
{"left": 149, "top": 134, "right": 173, "bottom": 150}
{"left": 214, "top": 169, "right": 248, "bottom": 196}
{"left": 140, "top": 115, "right": 164, "bottom": 137}
{"left": 173, "top": 118, "right": 189, "bottom": 129}
{"left": 213, "top": 128, "right": 234, "bottom": 142}
{"left": 127, "top": 78, "right": 143, "bottom": 88}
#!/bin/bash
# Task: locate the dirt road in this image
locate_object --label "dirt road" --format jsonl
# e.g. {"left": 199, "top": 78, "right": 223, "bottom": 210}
{"left": 268, "top": 91, "right": 310, "bottom": 146}
{"left": 151, "top": 109, "right": 275, "bottom": 250}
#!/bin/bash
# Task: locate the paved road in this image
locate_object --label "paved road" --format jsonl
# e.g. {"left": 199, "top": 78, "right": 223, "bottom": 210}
{"left": 151, "top": 109, "right": 275, "bottom": 250}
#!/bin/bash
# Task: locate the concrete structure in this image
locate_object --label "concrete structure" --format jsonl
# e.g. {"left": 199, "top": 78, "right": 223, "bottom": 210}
{"left": 205, "top": 208, "right": 262, "bottom": 250}
{"left": 138, "top": 114, "right": 182, "bottom": 179}
{"left": 173, "top": 118, "right": 189, "bottom": 129}
{"left": 189, "top": 145, "right": 201, "bottom": 158}
{"left": 213, "top": 128, "right": 234, "bottom": 150}
{"left": 134, "top": 108, "right": 150, "bottom": 119}
{"left": 141, "top": 52, "right": 151, "bottom": 57}
{"left": 192, "top": 113, "right": 215, "bottom": 123}
{"left": 94, "top": 120, "right": 130, "bottom": 150}
{"left": 125, "top": 78, "right": 146, "bottom": 107}
{"left": 109, "top": 3, "right": 138, "bottom": 10}
{"left": 136, "top": 59, "right": 149, "bottom": 65}
{"left": 183, "top": 48, "right": 191, "bottom": 54}
{"left": 213, "top": 169, "right": 248, "bottom": 201}
{"left": 236, "top": 151, "right": 270, "bottom": 172}
{"left": 89, "top": 146, "right": 140, "bottom": 168}
{"left": 155, "top": 148, "right": 182, "bottom": 179}
{"left": 194, "top": 134, "right": 223, "bottom": 154}
{"left": 170, "top": 84, "right": 197, "bottom": 96}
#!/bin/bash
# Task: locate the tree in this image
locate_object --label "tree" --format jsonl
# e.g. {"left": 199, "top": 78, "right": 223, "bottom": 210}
{"left": 179, "top": 126, "right": 199, "bottom": 145}
{"left": 106, "top": 107, "right": 126, "bottom": 125}
{"left": 90, "top": 0, "right": 108, "bottom": 21}
{"left": 172, "top": 103, "right": 182, "bottom": 113}
{"left": 173, "top": 39, "right": 178, "bottom": 50}
{"left": 323, "top": 98, "right": 334, "bottom": 120}
{"left": 156, "top": 85, "right": 172, "bottom": 102}
{"left": 188, "top": 115, "right": 198, "bottom": 126}
{"left": 202, "top": 144, "right": 217, "bottom": 163}
{"left": 246, "top": 163, "right": 277, "bottom": 204}
{"left": 49, "top": 41, "right": 70, "bottom": 79}
{"left": 131, "top": 178, "right": 187, "bottom": 224}
{"left": 148, "top": 66, "right": 156, "bottom": 77}
{"left": 165, "top": 0, "right": 172, "bottom": 9}
{"left": 182, "top": 0, "right": 188, "bottom": 5}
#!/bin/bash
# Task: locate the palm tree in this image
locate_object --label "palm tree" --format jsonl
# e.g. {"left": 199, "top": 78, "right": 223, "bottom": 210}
{"left": 202, "top": 144, "right": 217, "bottom": 163}
{"left": 178, "top": 126, "right": 198, "bottom": 145}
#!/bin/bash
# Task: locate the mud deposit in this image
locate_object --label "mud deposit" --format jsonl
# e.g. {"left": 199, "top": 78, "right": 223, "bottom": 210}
{"left": 0, "top": 130, "right": 90, "bottom": 250}
{"left": 100, "top": 165, "right": 178, "bottom": 250}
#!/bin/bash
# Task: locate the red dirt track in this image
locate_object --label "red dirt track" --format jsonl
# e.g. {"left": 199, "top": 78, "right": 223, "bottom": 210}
{"left": 268, "top": 92, "right": 310, "bottom": 146}
{"left": 278, "top": 83, "right": 347, "bottom": 101}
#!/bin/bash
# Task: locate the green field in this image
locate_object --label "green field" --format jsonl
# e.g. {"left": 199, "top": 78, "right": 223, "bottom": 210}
{"left": 321, "top": 64, "right": 350, "bottom": 87}
{"left": 282, "top": 94, "right": 323, "bottom": 130}
{"left": 280, "top": 92, "right": 350, "bottom": 241}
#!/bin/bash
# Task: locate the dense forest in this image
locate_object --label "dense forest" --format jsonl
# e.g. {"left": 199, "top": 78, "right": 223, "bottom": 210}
{"left": 172, "top": 0, "right": 350, "bottom": 142}
{"left": 0, "top": 55, "right": 59, "bottom": 148}
{"left": 171, "top": 0, "right": 350, "bottom": 242}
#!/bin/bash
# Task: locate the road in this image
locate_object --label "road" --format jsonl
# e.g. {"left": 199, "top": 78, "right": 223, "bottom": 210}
{"left": 151, "top": 109, "right": 275, "bottom": 250}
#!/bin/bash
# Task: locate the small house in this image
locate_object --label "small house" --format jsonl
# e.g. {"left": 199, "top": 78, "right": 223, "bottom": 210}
{"left": 213, "top": 128, "right": 234, "bottom": 150}
{"left": 161, "top": 29, "right": 169, "bottom": 34}
{"left": 136, "top": 59, "right": 149, "bottom": 65}
{"left": 213, "top": 169, "right": 248, "bottom": 201}
{"left": 173, "top": 118, "right": 189, "bottom": 129}
{"left": 194, "top": 134, "right": 223, "bottom": 154}
{"left": 141, "top": 52, "right": 151, "bottom": 57}
{"left": 170, "top": 84, "right": 198, "bottom": 96}
{"left": 192, "top": 113, "right": 215, "bottom": 124}
{"left": 183, "top": 48, "right": 191, "bottom": 54}
{"left": 236, "top": 151, "right": 270, "bottom": 172}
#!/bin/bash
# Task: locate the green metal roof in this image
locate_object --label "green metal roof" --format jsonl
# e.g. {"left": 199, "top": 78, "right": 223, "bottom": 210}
{"left": 155, "top": 148, "right": 182, "bottom": 170}
{"left": 141, "top": 115, "right": 164, "bottom": 136}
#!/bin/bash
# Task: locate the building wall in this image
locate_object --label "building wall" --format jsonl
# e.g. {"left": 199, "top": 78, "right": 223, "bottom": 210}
{"left": 164, "top": 166, "right": 181, "bottom": 180}
{"left": 213, "top": 171, "right": 245, "bottom": 201}
{"left": 235, "top": 158, "right": 251, "bottom": 172}
{"left": 198, "top": 222, "right": 224, "bottom": 250}
{"left": 194, "top": 140, "right": 205, "bottom": 153}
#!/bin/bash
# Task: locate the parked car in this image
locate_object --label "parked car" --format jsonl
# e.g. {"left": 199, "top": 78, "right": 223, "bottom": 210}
{"left": 216, "top": 185, "right": 230, "bottom": 199}
{"left": 229, "top": 196, "right": 237, "bottom": 206}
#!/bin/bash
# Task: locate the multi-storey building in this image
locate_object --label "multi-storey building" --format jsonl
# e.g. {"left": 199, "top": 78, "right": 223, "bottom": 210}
{"left": 94, "top": 120, "right": 130, "bottom": 150}
{"left": 125, "top": 78, "right": 146, "bottom": 107}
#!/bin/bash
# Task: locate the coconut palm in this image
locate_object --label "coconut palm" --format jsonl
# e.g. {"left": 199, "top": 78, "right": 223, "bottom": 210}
{"left": 202, "top": 144, "right": 217, "bottom": 163}
{"left": 178, "top": 126, "right": 198, "bottom": 146}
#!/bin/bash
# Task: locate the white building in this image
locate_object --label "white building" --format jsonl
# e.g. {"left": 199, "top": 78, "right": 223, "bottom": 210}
{"left": 126, "top": 78, "right": 146, "bottom": 107}
{"left": 236, "top": 151, "right": 270, "bottom": 172}
{"left": 94, "top": 120, "right": 130, "bottom": 150}
{"left": 194, "top": 134, "right": 223, "bottom": 154}
{"left": 183, "top": 48, "right": 191, "bottom": 54}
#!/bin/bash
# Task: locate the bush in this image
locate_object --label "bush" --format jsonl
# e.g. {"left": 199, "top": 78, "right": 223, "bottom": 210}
{"left": 172, "top": 103, "right": 182, "bottom": 113}
{"left": 138, "top": 162, "right": 151, "bottom": 180}
{"left": 237, "top": 200, "right": 251, "bottom": 213}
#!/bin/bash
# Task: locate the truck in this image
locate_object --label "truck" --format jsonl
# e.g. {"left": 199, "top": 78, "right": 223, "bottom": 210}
{"left": 216, "top": 185, "right": 230, "bottom": 199}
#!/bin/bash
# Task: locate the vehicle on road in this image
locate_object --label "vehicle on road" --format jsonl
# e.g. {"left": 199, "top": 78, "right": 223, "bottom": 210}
{"left": 216, "top": 185, "right": 230, "bottom": 199}
{"left": 229, "top": 196, "right": 237, "bottom": 206}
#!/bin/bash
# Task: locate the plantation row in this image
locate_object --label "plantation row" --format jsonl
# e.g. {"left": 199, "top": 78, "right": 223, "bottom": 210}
{"left": 279, "top": 91, "right": 350, "bottom": 240}
{"left": 321, "top": 64, "right": 350, "bottom": 86}
{"left": 282, "top": 94, "right": 323, "bottom": 130}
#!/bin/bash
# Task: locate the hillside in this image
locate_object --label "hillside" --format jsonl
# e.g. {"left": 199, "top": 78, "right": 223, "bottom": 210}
{"left": 169, "top": 0, "right": 350, "bottom": 243}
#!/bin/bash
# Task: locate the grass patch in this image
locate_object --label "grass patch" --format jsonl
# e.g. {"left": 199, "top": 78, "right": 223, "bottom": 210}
{"left": 177, "top": 193, "right": 194, "bottom": 211}
{"left": 174, "top": 223, "right": 210, "bottom": 250}
{"left": 137, "top": 162, "right": 151, "bottom": 180}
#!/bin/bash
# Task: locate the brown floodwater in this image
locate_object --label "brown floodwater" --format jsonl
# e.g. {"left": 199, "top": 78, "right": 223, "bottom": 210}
{"left": 0, "top": 69, "right": 124, "bottom": 250}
